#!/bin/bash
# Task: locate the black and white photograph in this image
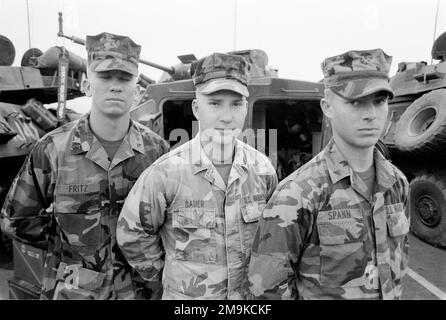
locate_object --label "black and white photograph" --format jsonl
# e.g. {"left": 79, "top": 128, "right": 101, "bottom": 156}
{"left": 0, "top": 0, "right": 445, "bottom": 307}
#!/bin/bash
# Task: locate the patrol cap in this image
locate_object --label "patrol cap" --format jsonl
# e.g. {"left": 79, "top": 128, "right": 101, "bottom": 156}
{"left": 191, "top": 52, "right": 249, "bottom": 97}
{"left": 321, "top": 48, "right": 394, "bottom": 100}
{"left": 86, "top": 32, "right": 141, "bottom": 76}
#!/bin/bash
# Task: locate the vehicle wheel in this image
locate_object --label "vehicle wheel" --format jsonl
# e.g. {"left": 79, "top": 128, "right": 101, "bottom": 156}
{"left": 409, "top": 174, "right": 446, "bottom": 248}
{"left": 394, "top": 89, "right": 446, "bottom": 154}
{"left": 0, "top": 231, "right": 13, "bottom": 256}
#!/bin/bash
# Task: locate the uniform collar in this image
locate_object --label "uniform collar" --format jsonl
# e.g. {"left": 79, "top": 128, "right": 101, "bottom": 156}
{"left": 324, "top": 139, "right": 352, "bottom": 184}
{"left": 324, "top": 138, "right": 397, "bottom": 190}
{"left": 191, "top": 134, "right": 248, "bottom": 173}
{"left": 70, "top": 113, "right": 145, "bottom": 155}
{"left": 190, "top": 134, "right": 248, "bottom": 190}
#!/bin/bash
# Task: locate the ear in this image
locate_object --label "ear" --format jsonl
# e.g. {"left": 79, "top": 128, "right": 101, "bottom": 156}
{"left": 320, "top": 98, "right": 333, "bottom": 119}
{"left": 192, "top": 99, "right": 199, "bottom": 120}
{"left": 133, "top": 84, "right": 142, "bottom": 102}
{"left": 82, "top": 78, "right": 92, "bottom": 97}
{"left": 242, "top": 98, "right": 248, "bottom": 114}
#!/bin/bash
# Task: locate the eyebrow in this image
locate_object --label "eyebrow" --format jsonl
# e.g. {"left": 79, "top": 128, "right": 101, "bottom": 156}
{"left": 98, "top": 71, "right": 132, "bottom": 77}
{"left": 348, "top": 93, "right": 389, "bottom": 103}
{"left": 207, "top": 97, "right": 244, "bottom": 102}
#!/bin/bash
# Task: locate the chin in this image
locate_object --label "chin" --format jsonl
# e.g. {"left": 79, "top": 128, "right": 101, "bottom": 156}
{"left": 103, "top": 104, "right": 128, "bottom": 114}
{"left": 353, "top": 138, "right": 379, "bottom": 149}
{"left": 104, "top": 110, "right": 127, "bottom": 119}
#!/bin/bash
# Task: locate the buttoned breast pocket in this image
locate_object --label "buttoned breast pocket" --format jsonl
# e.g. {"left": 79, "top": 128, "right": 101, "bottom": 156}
{"left": 386, "top": 202, "right": 409, "bottom": 237}
{"left": 172, "top": 208, "right": 217, "bottom": 264}
{"left": 240, "top": 200, "right": 266, "bottom": 255}
{"left": 316, "top": 208, "right": 366, "bottom": 287}
{"left": 55, "top": 184, "right": 103, "bottom": 247}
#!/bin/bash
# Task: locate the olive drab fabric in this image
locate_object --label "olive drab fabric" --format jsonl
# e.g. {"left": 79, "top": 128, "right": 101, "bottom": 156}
{"left": 248, "top": 139, "right": 410, "bottom": 300}
{"left": 0, "top": 113, "right": 169, "bottom": 299}
{"left": 117, "top": 136, "right": 278, "bottom": 299}
{"left": 321, "top": 48, "right": 394, "bottom": 100}
{"left": 191, "top": 52, "right": 250, "bottom": 97}
{"left": 86, "top": 32, "right": 141, "bottom": 76}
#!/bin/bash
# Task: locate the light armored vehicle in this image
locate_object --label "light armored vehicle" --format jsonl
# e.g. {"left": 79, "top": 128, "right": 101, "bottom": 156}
{"left": 0, "top": 35, "right": 83, "bottom": 255}
{"left": 382, "top": 31, "right": 446, "bottom": 248}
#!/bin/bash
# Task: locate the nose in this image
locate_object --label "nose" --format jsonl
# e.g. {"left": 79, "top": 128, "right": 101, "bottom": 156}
{"left": 362, "top": 102, "right": 377, "bottom": 120}
{"left": 110, "top": 79, "right": 123, "bottom": 93}
{"left": 219, "top": 104, "right": 233, "bottom": 123}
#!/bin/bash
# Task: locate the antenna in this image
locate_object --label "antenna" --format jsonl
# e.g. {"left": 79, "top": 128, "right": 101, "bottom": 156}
{"left": 233, "top": 0, "right": 237, "bottom": 51}
{"left": 26, "top": 0, "right": 32, "bottom": 49}
{"left": 432, "top": 0, "right": 440, "bottom": 64}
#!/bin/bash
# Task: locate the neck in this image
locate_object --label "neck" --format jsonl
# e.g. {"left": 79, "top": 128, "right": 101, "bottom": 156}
{"left": 89, "top": 107, "right": 130, "bottom": 141}
{"left": 333, "top": 136, "right": 374, "bottom": 172}
{"left": 199, "top": 131, "right": 236, "bottom": 165}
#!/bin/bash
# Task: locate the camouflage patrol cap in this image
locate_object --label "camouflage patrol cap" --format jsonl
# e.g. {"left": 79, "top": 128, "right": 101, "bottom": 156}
{"left": 321, "top": 48, "right": 394, "bottom": 100}
{"left": 86, "top": 32, "right": 141, "bottom": 76}
{"left": 191, "top": 52, "right": 249, "bottom": 97}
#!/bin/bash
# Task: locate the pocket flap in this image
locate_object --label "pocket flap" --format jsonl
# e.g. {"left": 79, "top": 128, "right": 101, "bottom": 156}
{"left": 241, "top": 201, "right": 266, "bottom": 223}
{"left": 173, "top": 209, "right": 216, "bottom": 229}
{"left": 386, "top": 203, "right": 409, "bottom": 237}
{"left": 317, "top": 209, "right": 364, "bottom": 245}
{"left": 55, "top": 184, "right": 101, "bottom": 212}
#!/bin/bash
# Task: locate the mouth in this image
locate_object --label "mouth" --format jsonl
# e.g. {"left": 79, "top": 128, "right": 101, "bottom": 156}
{"left": 358, "top": 128, "right": 379, "bottom": 132}
{"left": 106, "top": 98, "right": 125, "bottom": 102}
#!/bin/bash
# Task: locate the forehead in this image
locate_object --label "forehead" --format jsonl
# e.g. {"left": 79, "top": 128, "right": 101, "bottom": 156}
{"left": 335, "top": 90, "right": 390, "bottom": 103}
{"left": 92, "top": 69, "right": 134, "bottom": 77}
{"left": 199, "top": 90, "right": 245, "bottom": 100}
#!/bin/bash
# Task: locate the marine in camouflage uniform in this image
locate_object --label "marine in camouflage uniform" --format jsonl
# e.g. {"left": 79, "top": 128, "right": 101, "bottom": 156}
{"left": 248, "top": 49, "right": 410, "bottom": 300}
{"left": 117, "top": 53, "right": 278, "bottom": 299}
{"left": 0, "top": 32, "right": 169, "bottom": 299}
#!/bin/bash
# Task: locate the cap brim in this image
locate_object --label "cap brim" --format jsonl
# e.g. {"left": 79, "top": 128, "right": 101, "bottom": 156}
{"left": 196, "top": 78, "right": 249, "bottom": 97}
{"left": 331, "top": 78, "right": 394, "bottom": 100}
{"left": 90, "top": 59, "right": 138, "bottom": 76}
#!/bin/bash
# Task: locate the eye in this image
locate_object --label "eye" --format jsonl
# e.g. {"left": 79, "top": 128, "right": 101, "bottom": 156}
{"left": 348, "top": 100, "right": 360, "bottom": 107}
{"left": 373, "top": 97, "right": 388, "bottom": 106}
{"left": 209, "top": 101, "right": 220, "bottom": 106}
{"left": 232, "top": 101, "right": 244, "bottom": 108}
{"left": 98, "top": 73, "right": 111, "bottom": 79}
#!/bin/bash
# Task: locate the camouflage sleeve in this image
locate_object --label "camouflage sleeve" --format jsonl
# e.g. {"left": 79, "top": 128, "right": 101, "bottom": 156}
{"left": 117, "top": 165, "right": 167, "bottom": 299}
{"left": 159, "top": 137, "right": 170, "bottom": 156}
{"left": 248, "top": 179, "right": 313, "bottom": 300}
{"left": 0, "top": 138, "right": 54, "bottom": 249}
{"left": 397, "top": 169, "right": 410, "bottom": 275}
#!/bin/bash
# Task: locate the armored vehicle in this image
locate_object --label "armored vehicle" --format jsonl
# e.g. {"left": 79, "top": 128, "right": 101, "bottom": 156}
{"left": 0, "top": 35, "right": 84, "bottom": 255}
{"left": 382, "top": 31, "right": 446, "bottom": 248}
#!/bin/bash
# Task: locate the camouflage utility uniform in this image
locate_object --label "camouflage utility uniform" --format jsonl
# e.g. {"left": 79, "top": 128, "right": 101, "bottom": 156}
{"left": 1, "top": 114, "right": 169, "bottom": 299}
{"left": 117, "top": 136, "right": 278, "bottom": 299}
{"left": 248, "top": 139, "right": 409, "bottom": 299}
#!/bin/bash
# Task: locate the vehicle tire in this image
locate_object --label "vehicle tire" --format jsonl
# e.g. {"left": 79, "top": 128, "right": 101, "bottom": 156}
{"left": 394, "top": 89, "right": 446, "bottom": 154}
{"left": 409, "top": 174, "right": 446, "bottom": 248}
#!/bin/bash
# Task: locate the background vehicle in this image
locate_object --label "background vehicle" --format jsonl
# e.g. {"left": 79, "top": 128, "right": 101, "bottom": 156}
{"left": 0, "top": 35, "right": 83, "bottom": 255}
{"left": 382, "top": 31, "right": 446, "bottom": 248}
